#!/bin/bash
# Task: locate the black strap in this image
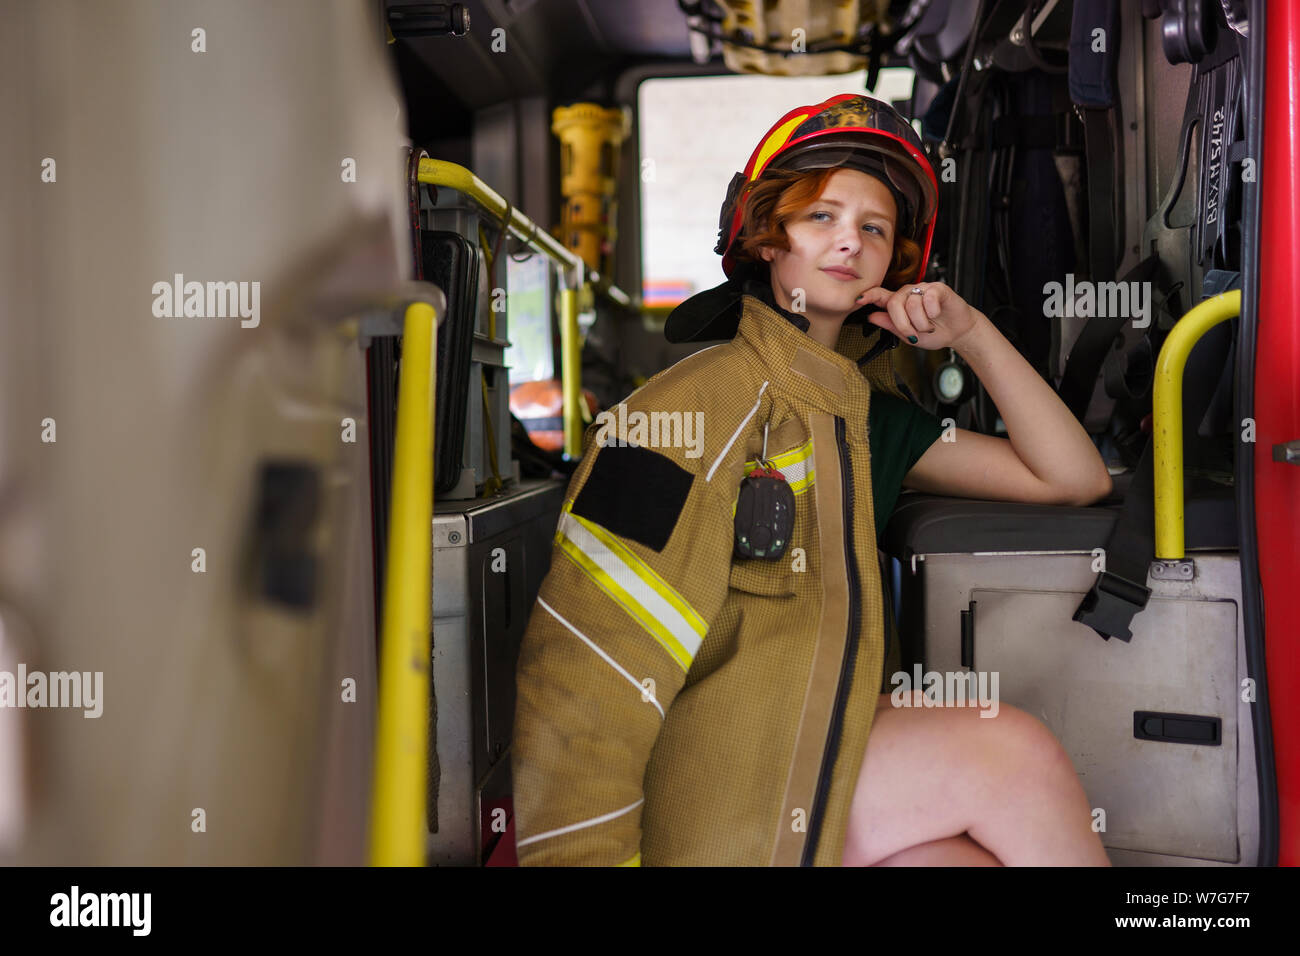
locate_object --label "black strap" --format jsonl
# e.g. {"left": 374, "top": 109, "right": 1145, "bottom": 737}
{"left": 1068, "top": 0, "right": 1121, "bottom": 107}
{"left": 990, "top": 112, "right": 1082, "bottom": 151}
{"left": 1082, "top": 107, "right": 1118, "bottom": 283}
{"left": 1072, "top": 437, "right": 1155, "bottom": 642}
{"left": 1102, "top": 333, "right": 1154, "bottom": 401}
{"left": 1069, "top": 0, "right": 1122, "bottom": 290}
{"left": 1057, "top": 253, "right": 1162, "bottom": 422}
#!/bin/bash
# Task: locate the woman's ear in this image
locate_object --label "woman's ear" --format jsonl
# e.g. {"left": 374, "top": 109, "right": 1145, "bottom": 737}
{"left": 758, "top": 245, "right": 773, "bottom": 263}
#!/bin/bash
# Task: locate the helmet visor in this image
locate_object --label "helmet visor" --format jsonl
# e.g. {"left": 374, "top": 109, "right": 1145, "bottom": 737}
{"left": 767, "top": 135, "right": 934, "bottom": 241}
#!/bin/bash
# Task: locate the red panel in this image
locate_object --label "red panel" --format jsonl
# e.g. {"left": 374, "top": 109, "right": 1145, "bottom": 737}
{"left": 1257, "top": 0, "right": 1300, "bottom": 866}
{"left": 484, "top": 816, "right": 518, "bottom": 867}
{"left": 481, "top": 796, "right": 518, "bottom": 867}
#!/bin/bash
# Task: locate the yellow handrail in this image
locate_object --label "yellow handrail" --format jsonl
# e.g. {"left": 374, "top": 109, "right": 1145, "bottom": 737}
{"left": 559, "top": 288, "right": 582, "bottom": 456}
{"left": 417, "top": 158, "right": 584, "bottom": 282}
{"left": 416, "top": 157, "right": 637, "bottom": 459}
{"left": 1152, "top": 289, "right": 1241, "bottom": 560}
{"left": 369, "top": 300, "right": 437, "bottom": 866}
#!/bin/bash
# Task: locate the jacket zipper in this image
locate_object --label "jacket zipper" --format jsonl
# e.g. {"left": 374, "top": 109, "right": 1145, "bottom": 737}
{"left": 801, "top": 415, "right": 862, "bottom": 866}
{"left": 855, "top": 326, "right": 899, "bottom": 368}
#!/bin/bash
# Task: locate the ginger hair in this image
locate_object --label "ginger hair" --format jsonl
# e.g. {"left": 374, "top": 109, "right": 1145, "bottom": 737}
{"left": 732, "top": 166, "right": 922, "bottom": 289}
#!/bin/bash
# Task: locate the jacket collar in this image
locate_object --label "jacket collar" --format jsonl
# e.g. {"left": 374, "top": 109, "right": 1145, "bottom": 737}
{"left": 734, "top": 293, "right": 877, "bottom": 415}
{"left": 739, "top": 276, "right": 901, "bottom": 363}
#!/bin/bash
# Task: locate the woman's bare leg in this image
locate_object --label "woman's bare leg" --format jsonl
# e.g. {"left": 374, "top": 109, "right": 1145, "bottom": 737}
{"left": 841, "top": 691, "right": 1110, "bottom": 866}
{"left": 871, "top": 833, "right": 1003, "bottom": 866}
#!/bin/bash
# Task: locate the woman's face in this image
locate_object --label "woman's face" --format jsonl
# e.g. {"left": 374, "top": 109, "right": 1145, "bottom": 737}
{"left": 760, "top": 168, "right": 897, "bottom": 328}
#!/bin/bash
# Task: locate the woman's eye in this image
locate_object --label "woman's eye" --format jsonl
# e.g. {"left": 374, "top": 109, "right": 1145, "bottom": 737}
{"left": 809, "top": 211, "right": 886, "bottom": 235}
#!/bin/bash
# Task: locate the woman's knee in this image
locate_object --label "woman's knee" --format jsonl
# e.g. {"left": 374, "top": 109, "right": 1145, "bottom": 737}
{"left": 848, "top": 696, "right": 1083, "bottom": 857}
{"left": 988, "top": 704, "right": 1071, "bottom": 758}
{"left": 882, "top": 691, "right": 1065, "bottom": 757}
{"left": 970, "top": 702, "right": 1082, "bottom": 795}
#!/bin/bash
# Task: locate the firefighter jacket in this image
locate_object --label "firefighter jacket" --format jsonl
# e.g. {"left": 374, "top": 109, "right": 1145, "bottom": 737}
{"left": 512, "top": 290, "right": 912, "bottom": 866}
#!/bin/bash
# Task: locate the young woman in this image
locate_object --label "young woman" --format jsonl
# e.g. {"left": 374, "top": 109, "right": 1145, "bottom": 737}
{"left": 512, "top": 94, "right": 1113, "bottom": 866}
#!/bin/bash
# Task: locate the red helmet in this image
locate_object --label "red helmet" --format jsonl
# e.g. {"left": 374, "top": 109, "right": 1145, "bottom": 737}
{"left": 715, "top": 94, "right": 939, "bottom": 283}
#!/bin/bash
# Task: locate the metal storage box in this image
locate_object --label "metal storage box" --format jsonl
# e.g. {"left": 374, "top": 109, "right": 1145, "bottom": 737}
{"left": 427, "top": 479, "right": 565, "bottom": 865}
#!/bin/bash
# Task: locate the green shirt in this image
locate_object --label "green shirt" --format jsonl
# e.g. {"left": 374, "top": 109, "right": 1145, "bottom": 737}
{"left": 868, "top": 390, "right": 946, "bottom": 543}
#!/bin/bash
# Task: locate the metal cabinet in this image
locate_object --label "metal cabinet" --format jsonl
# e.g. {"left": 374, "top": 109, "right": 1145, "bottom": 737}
{"left": 428, "top": 479, "right": 565, "bottom": 865}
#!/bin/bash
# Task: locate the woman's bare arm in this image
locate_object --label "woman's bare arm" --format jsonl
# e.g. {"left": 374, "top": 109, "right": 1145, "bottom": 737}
{"left": 857, "top": 282, "right": 1113, "bottom": 507}
{"left": 945, "top": 311, "right": 1112, "bottom": 503}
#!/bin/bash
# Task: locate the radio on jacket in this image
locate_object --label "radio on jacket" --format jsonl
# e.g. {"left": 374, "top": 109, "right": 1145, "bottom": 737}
{"left": 734, "top": 466, "right": 794, "bottom": 560}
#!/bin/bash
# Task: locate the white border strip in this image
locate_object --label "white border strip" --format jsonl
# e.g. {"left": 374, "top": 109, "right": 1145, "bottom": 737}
{"left": 538, "top": 596, "right": 664, "bottom": 719}
{"left": 516, "top": 796, "right": 646, "bottom": 849}
{"left": 706, "top": 380, "right": 769, "bottom": 483}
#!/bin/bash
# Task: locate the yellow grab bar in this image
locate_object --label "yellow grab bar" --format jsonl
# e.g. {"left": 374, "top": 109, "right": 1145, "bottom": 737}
{"left": 417, "top": 157, "right": 639, "bottom": 461}
{"left": 559, "top": 287, "right": 583, "bottom": 457}
{"left": 1152, "top": 289, "right": 1241, "bottom": 560}
{"left": 369, "top": 300, "right": 437, "bottom": 866}
{"left": 417, "top": 157, "right": 584, "bottom": 282}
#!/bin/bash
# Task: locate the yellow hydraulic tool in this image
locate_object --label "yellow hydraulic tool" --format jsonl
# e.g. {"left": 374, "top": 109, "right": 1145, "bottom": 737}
{"left": 551, "top": 103, "right": 629, "bottom": 276}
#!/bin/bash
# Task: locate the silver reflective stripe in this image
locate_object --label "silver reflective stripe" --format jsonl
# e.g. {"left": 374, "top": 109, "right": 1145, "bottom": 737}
{"left": 538, "top": 596, "right": 664, "bottom": 719}
{"left": 516, "top": 798, "right": 646, "bottom": 849}
{"left": 707, "top": 380, "right": 769, "bottom": 483}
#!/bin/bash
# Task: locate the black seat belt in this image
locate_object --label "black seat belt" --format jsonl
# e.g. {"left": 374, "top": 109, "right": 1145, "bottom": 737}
{"left": 1056, "top": 0, "right": 1130, "bottom": 424}
{"left": 1063, "top": 0, "right": 1148, "bottom": 639}
{"left": 1073, "top": 436, "right": 1154, "bottom": 642}
{"left": 1064, "top": 36, "right": 1243, "bottom": 424}
{"left": 1073, "top": 268, "right": 1241, "bottom": 643}
{"left": 1081, "top": 107, "right": 1118, "bottom": 282}
{"left": 1056, "top": 253, "right": 1162, "bottom": 422}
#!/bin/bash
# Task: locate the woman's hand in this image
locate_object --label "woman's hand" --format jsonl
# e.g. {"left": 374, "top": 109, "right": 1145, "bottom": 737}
{"left": 856, "top": 281, "right": 982, "bottom": 351}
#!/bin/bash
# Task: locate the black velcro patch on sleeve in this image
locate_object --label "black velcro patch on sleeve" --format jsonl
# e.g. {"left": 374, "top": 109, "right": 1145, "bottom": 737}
{"left": 571, "top": 444, "right": 693, "bottom": 552}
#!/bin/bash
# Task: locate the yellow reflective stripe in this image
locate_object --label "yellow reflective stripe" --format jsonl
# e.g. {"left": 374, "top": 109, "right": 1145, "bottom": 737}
{"left": 570, "top": 510, "right": 706, "bottom": 640}
{"left": 555, "top": 535, "right": 692, "bottom": 671}
{"left": 616, "top": 852, "right": 641, "bottom": 867}
{"left": 742, "top": 438, "right": 815, "bottom": 494}
{"left": 771, "top": 438, "right": 813, "bottom": 469}
{"left": 555, "top": 507, "right": 704, "bottom": 672}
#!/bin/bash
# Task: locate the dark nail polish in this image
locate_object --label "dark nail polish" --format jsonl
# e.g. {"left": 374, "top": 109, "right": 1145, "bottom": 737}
{"left": 908, "top": 335, "right": 918, "bottom": 344}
